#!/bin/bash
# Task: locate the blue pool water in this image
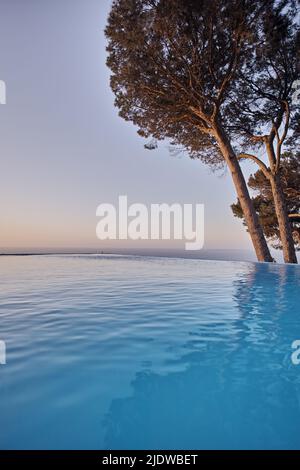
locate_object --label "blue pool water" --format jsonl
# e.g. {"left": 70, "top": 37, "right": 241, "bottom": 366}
{"left": 0, "top": 255, "right": 300, "bottom": 450}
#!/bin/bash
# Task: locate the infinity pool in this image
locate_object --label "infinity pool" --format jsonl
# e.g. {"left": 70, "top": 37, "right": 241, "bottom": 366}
{"left": 0, "top": 255, "right": 299, "bottom": 449}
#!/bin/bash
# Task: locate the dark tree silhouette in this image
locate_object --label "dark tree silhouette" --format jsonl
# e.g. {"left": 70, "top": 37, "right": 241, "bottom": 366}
{"left": 232, "top": 152, "right": 300, "bottom": 251}
{"left": 105, "top": 0, "right": 298, "bottom": 262}
{"left": 227, "top": 1, "right": 300, "bottom": 263}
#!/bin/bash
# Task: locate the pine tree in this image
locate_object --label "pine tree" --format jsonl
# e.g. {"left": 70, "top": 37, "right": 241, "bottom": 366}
{"left": 232, "top": 152, "right": 300, "bottom": 251}
{"left": 105, "top": 0, "right": 299, "bottom": 262}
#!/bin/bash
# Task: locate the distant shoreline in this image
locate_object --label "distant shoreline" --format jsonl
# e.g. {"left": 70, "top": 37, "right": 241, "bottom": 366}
{"left": 0, "top": 248, "right": 254, "bottom": 256}
{"left": 1, "top": 248, "right": 297, "bottom": 264}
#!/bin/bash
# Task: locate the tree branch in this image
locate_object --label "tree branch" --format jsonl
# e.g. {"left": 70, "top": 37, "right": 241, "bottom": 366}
{"left": 275, "top": 101, "right": 290, "bottom": 172}
{"left": 238, "top": 153, "right": 270, "bottom": 178}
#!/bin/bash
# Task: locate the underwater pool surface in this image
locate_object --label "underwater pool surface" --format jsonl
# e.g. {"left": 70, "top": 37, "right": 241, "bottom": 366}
{"left": 0, "top": 255, "right": 300, "bottom": 450}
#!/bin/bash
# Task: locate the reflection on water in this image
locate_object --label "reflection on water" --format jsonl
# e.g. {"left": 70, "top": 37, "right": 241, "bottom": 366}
{"left": 103, "top": 263, "right": 300, "bottom": 449}
{"left": 0, "top": 256, "right": 300, "bottom": 449}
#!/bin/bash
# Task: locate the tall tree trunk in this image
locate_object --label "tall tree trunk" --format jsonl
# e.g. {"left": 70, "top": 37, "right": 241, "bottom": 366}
{"left": 264, "top": 141, "right": 298, "bottom": 264}
{"left": 269, "top": 173, "right": 298, "bottom": 264}
{"left": 215, "top": 126, "right": 273, "bottom": 262}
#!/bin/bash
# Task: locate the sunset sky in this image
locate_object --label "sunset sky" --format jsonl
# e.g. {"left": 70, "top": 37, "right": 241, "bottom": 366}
{"left": 0, "top": 0, "right": 255, "bottom": 253}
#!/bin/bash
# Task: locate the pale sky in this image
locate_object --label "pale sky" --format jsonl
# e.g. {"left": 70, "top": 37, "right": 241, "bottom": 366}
{"left": 0, "top": 0, "right": 255, "bottom": 253}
